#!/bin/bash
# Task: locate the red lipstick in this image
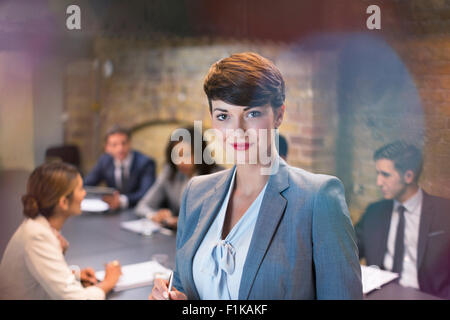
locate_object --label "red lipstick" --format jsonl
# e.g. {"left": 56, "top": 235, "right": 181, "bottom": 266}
{"left": 232, "top": 143, "right": 250, "bottom": 151}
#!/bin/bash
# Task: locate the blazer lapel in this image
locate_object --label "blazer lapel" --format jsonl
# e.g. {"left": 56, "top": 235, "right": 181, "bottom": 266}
{"left": 182, "top": 167, "right": 235, "bottom": 299}
{"left": 125, "top": 151, "right": 138, "bottom": 192}
{"left": 238, "top": 160, "right": 289, "bottom": 299}
{"left": 417, "top": 192, "right": 435, "bottom": 271}
{"left": 105, "top": 157, "right": 117, "bottom": 188}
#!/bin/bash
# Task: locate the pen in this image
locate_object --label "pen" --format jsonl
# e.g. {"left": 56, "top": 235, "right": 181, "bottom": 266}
{"left": 167, "top": 271, "right": 174, "bottom": 293}
{"left": 81, "top": 278, "right": 97, "bottom": 287}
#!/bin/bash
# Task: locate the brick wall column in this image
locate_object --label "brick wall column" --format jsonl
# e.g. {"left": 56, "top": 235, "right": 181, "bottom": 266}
{"left": 281, "top": 50, "right": 338, "bottom": 175}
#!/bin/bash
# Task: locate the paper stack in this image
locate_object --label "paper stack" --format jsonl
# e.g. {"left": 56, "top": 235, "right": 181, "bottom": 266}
{"left": 120, "top": 218, "right": 161, "bottom": 236}
{"left": 81, "top": 198, "right": 109, "bottom": 213}
{"left": 96, "top": 260, "right": 172, "bottom": 292}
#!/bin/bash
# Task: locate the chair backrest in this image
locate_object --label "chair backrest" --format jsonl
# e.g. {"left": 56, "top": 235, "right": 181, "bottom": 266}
{"left": 45, "top": 145, "right": 81, "bottom": 169}
{"left": 0, "top": 170, "right": 30, "bottom": 258}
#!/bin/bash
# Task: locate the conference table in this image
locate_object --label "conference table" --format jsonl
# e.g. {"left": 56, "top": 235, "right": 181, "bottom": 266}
{"left": 63, "top": 209, "right": 175, "bottom": 300}
{"left": 62, "top": 209, "right": 441, "bottom": 300}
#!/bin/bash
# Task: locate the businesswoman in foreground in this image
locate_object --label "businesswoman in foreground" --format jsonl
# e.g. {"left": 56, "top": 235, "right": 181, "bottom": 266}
{"left": 150, "top": 52, "right": 362, "bottom": 299}
{"left": 0, "top": 162, "right": 121, "bottom": 299}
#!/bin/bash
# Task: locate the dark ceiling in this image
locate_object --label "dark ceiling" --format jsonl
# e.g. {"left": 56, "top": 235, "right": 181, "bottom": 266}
{"left": 0, "top": 0, "right": 448, "bottom": 54}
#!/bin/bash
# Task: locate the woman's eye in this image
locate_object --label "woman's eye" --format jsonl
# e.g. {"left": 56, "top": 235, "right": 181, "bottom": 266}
{"left": 216, "top": 113, "right": 228, "bottom": 121}
{"left": 247, "top": 111, "right": 261, "bottom": 118}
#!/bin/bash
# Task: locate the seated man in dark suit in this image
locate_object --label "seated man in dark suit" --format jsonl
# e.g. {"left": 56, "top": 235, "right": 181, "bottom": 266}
{"left": 84, "top": 126, "right": 156, "bottom": 210}
{"left": 355, "top": 141, "right": 450, "bottom": 299}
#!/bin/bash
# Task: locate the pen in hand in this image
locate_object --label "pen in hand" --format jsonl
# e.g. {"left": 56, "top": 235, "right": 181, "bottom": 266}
{"left": 163, "top": 271, "right": 173, "bottom": 300}
{"left": 80, "top": 268, "right": 98, "bottom": 287}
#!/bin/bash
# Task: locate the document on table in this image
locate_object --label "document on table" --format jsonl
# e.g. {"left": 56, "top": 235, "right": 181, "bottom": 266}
{"left": 96, "top": 260, "right": 172, "bottom": 292}
{"left": 84, "top": 186, "right": 116, "bottom": 196}
{"left": 120, "top": 218, "right": 174, "bottom": 236}
{"left": 120, "top": 218, "right": 160, "bottom": 235}
{"left": 361, "top": 265, "right": 399, "bottom": 294}
{"left": 81, "top": 198, "right": 110, "bottom": 213}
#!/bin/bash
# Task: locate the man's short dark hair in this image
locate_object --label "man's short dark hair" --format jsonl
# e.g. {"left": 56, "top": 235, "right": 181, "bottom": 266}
{"left": 373, "top": 141, "right": 423, "bottom": 182}
{"left": 104, "top": 125, "right": 131, "bottom": 142}
{"left": 203, "top": 52, "right": 285, "bottom": 112}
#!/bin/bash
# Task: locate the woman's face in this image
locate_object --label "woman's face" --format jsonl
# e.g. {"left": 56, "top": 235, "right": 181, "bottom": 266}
{"left": 210, "top": 100, "right": 284, "bottom": 164}
{"left": 67, "top": 175, "right": 86, "bottom": 216}
{"left": 105, "top": 133, "right": 131, "bottom": 162}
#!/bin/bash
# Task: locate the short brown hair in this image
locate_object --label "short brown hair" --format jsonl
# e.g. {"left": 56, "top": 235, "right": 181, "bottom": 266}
{"left": 374, "top": 141, "right": 423, "bottom": 182}
{"left": 104, "top": 125, "right": 131, "bottom": 143}
{"left": 203, "top": 52, "right": 285, "bottom": 112}
{"left": 22, "top": 162, "right": 80, "bottom": 219}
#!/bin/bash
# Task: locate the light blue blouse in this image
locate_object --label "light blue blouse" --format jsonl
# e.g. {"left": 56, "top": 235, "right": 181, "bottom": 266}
{"left": 192, "top": 168, "right": 268, "bottom": 299}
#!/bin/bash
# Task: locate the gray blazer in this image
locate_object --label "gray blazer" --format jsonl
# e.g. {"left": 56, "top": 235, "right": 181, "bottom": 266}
{"left": 172, "top": 158, "right": 363, "bottom": 299}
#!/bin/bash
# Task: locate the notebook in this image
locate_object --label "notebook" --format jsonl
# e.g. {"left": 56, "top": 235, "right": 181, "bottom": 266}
{"left": 95, "top": 260, "right": 172, "bottom": 292}
{"left": 120, "top": 218, "right": 161, "bottom": 236}
{"left": 120, "top": 218, "right": 175, "bottom": 236}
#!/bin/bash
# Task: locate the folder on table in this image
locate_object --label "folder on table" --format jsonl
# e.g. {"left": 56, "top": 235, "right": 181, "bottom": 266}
{"left": 120, "top": 218, "right": 175, "bottom": 236}
{"left": 120, "top": 218, "right": 160, "bottom": 235}
{"left": 84, "top": 186, "right": 116, "bottom": 196}
{"left": 95, "top": 260, "right": 172, "bottom": 292}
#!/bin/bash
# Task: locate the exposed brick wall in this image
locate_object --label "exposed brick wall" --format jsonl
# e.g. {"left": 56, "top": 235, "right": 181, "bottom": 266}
{"left": 343, "top": 0, "right": 450, "bottom": 221}
{"left": 64, "top": 59, "right": 97, "bottom": 174}
{"left": 277, "top": 49, "right": 338, "bottom": 173}
{"left": 389, "top": 35, "right": 450, "bottom": 199}
{"left": 65, "top": 37, "right": 340, "bottom": 177}
{"left": 334, "top": 35, "right": 425, "bottom": 222}
{"left": 64, "top": 2, "right": 450, "bottom": 225}
{"left": 66, "top": 0, "right": 450, "bottom": 228}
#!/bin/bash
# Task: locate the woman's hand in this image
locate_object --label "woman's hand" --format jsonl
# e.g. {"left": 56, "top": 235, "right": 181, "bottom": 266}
{"left": 102, "top": 191, "right": 121, "bottom": 210}
{"left": 104, "top": 260, "right": 122, "bottom": 283}
{"left": 149, "top": 278, "right": 187, "bottom": 300}
{"left": 151, "top": 209, "right": 172, "bottom": 223}
{"left": 80, "top": 267, "right": 98, "bottom": 287}
{"left": 96, "top": 260, "right": 122, "bottom": 294}
{"left": 162, "top": 216, "right": 178, "bottom": 230}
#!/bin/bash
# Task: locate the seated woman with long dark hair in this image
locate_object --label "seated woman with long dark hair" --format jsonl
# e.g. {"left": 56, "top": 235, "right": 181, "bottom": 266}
{"left": 135, "top": 126, "right": 222, "bottom": 229}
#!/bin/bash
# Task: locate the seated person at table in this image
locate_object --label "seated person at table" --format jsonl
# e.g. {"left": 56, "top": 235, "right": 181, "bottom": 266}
{"left": 84, "top": 126, "right": 156, "bottom": 210}
{"left": 0, "top": 162, "right": 122, "bottom": 299}
{"left": 135, "top": 126, "right": 222, "bottom": 229}
{"left": 355, "top": 141, "right": 450, "bottom": 299}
